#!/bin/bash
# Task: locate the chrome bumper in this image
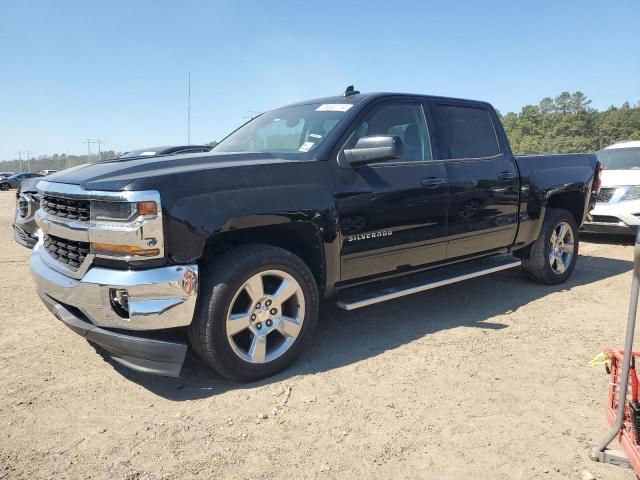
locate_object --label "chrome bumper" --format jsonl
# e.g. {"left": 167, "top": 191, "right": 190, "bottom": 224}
{"left": 30, "top": 244, "right": 198, "bottom": 331}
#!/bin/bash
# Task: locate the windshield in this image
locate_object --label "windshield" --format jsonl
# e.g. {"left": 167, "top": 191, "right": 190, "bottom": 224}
{"left": 212, "top": 103, "right": 353, "bottom": 157}
{"left": 598, "top": 147, "right": 640, "bottom": 170}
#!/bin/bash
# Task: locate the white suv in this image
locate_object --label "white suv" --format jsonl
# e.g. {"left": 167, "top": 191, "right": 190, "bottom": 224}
{"left": 583, "top": 141, "right": 640, "bottom": 235}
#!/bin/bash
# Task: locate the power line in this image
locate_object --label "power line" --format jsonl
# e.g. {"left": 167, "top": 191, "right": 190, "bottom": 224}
{"left": 243, "top": 110, "right": 261, "bottom": 121}
{"left": 83, "top": 139, "right": 103, "bottom": 163}
{"left": 16, "top": 150, "right": 31, "bottom": 172}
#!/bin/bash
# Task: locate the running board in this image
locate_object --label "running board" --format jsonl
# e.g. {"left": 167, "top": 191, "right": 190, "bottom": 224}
{"left": 336, "top": 255, "right": 522, "bottom": 311}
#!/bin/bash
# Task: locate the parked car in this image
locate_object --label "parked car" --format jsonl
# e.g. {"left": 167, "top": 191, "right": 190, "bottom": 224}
{"left": 38, "top": 170, "right": 58, "bottom": 175}
{"left": 13, "top": 177, "right": 41, "bottom": 248}
{"left": 29, "top": 90, "right": 601, "bottom": 381}
{"left": 0, "top": 172, "right": 43, "bottom": 191}
{"left": 0, "top": 172, "right": 16, "bottom": 180}
{"left": 582, "top": 141, "right": 640, "bottom": 235}
{"left": 120, "top": 145, "right": 212, "bottom": 158}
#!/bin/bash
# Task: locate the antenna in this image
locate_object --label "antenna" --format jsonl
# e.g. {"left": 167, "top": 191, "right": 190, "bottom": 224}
{"left": 343, "top": 85, "right": 360, "bottom": 97}
{"left": 187, "top": 72, "right": 191, "bottom": 145}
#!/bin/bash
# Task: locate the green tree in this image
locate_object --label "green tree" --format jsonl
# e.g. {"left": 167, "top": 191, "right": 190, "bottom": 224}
{"left": 500, "top": 92, "right": 640, "bottom": 154}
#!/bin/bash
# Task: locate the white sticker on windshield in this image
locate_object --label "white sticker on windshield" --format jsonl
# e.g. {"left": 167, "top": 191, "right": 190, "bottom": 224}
{"left": 298, "top": 142, "right": 315, "bottom": 152}
{"left": 316, "top": 104, "right": 353, "bottom": 112}
{"left": 309, "top": 133, "right": 322, "bottom": 139}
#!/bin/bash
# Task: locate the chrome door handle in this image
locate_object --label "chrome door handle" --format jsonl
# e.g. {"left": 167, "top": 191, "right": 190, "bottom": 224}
{"left": 421, "top": 177, "right": 444, "bottom": 188}
{"left": 498, "top": 171, "right": 515, "bottom": 181}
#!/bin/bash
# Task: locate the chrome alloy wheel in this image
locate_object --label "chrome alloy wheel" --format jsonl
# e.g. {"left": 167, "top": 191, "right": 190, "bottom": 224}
{"left": 549, "top": 221, "right": 574, "bottom": 274}
{"left": 225, "top": 269, "right": 305, "bottom": 364}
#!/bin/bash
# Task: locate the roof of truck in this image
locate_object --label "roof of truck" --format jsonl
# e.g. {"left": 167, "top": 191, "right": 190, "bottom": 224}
{"left": 282, "top": 92, "right": 492, "bottom": 109}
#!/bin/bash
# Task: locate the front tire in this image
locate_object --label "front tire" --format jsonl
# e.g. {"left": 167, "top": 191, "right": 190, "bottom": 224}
{"left": 0, "top": 183, "right": 9, "bottom": 191}
{"left": 188, "top": 244, "right": 319, "bottom": 382}
{"left": 521, "top": 208, "right": 579, "bottom": 285}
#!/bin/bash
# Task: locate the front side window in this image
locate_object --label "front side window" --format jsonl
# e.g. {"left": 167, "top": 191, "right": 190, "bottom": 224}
{"left": 213, "top": 103, "right": 353, "bottom": 157}
{"left": 344, "top": 103, "right": 431, "bottom": 162}
{"left": 437, "top": 104, "right": 500, "bottom": 159}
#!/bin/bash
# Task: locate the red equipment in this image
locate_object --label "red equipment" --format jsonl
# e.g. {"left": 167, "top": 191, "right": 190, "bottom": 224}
{"left": 599, "top": 349, "right": 640, "bottom": 471}
{"left": 590, "top": 229, "right": 640, "bottom": 474}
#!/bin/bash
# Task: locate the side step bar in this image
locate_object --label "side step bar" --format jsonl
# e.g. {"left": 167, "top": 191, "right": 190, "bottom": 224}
{"left": 336, "top": 255, "right": 522, "bottom": 311}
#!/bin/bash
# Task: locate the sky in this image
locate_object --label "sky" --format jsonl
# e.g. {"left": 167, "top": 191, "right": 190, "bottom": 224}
{"left": 1, "top": 0, "right": 639, "bottom": 160}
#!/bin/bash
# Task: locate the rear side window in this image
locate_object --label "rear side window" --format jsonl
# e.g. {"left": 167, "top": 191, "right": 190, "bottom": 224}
{"left": 437, "top": 104, "right": 500, "bottom": 159}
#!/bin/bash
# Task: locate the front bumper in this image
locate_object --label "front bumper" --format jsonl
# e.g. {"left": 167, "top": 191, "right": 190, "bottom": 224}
{"left": 30, "top": 244, "right": 198, "bottom": 330}
{"left": 582, "top": 201, "right": 640, "bottom": 235}
{"left": 38, "top": 291, "right": 188, "bottom": 377}
{"left": 30, "top": 244, "right": 198, "bottom": 376}
{"left": 581, "top": 222, "right": 637, "bottom": 235}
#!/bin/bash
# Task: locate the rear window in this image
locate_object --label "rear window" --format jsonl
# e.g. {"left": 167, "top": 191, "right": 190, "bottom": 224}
{"left": 437, "top": 105, "right": 500, "bottom": 159}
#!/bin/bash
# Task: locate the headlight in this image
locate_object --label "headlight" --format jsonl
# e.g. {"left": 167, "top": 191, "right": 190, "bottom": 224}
{"left": 88, "top": 199, "right": 163, "bottom": 259}
{"left": 91, "top": 200, "right": 157, "bottom": 222}
{"left": 621, "top": 187, "right": 640, "bottom": 202}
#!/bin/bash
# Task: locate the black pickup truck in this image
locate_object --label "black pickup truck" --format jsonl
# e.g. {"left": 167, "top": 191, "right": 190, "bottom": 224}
{"left": 30, "top": 90, "right": 600, "bottom": 381}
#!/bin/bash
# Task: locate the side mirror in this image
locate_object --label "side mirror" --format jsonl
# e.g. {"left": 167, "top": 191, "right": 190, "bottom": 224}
{"left": 344, "top": 135, "right": 403, "bottom": 166}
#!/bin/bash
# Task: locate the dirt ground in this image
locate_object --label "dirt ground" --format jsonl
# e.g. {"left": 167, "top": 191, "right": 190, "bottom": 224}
{"left": 0, "top": 190, "right": 637, "bottom": 480}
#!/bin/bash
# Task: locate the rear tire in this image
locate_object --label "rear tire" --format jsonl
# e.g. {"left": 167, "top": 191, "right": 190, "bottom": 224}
{"left": 188, "top": 244, "right": 319, "bottom": 382}
{"left": 0, "top": 183, "right": 9, "bottom": 191}
{"left": 521, "top": 208, "right": 579, "bottom": 285}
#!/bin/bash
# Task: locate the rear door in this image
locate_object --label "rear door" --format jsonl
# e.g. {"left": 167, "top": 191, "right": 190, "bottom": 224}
{"left": 332, "top": 99, "right": 449, "bottom": 282}
{"left": 431, "top": 101, "right": 519, "bottom": 258}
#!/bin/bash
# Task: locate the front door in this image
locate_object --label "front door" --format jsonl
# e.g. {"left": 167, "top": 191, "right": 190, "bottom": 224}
{"left": 332, "top": 100, "right": 449, "bottom": 282}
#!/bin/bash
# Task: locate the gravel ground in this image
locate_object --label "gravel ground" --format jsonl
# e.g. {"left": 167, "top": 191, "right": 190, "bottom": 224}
{"left": 0, "top": 190, "right": 636, "bottom": 479}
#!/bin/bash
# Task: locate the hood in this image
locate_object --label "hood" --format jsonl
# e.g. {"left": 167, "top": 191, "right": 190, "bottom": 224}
{"left": 600, "top": 169, "right": 640, "bottom": 188}
{"left": 18, "top": 177, "right": 43, "bottom": 193}
{"left": 44, "top": 151, "right": 295, "bottom": 191}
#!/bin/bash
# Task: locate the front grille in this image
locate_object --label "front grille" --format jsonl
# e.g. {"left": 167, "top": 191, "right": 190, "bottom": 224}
{"left": 595, "top": 188, "right": 617, "bottom": 203}
{"left": 591, "top": 215, "right": 623, "bottom": 224}
{"left": 18, "top": 198, "right": 28, "bottom": 218}
{"left": 42, "top": 195, "right": 90, "bottom": 222}
{"left": 43, "top": 234, "right": 90, "bottom": 269}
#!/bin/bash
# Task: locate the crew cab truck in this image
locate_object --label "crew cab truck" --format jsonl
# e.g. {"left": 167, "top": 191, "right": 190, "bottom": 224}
{"left": 30, "top": 90, "right": 600, "bottom": 381}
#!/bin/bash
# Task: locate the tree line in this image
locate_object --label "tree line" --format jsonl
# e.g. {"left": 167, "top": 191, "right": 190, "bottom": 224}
{"left": 1, "top": 92, "right": 639, "bottom": 173}
{"left": 500, "top": 92, "right": 640, "bottom": 154}
{"left": 0, "top": 151, "right": 122, "bottom": 174}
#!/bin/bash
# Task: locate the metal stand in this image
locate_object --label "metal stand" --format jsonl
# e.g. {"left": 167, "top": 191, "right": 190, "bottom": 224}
{"left": 589, "top": 228, "right": 640, "bottom": 469}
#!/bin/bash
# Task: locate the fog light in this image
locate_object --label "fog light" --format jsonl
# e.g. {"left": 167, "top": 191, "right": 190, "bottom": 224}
{"left": 110, "top": 288, "right": 130, "bottom": 318}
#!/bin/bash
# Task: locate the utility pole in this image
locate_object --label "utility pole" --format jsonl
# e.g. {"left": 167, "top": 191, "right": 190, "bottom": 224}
{"left": 187, "top": 72, "right": 191, "bottom": 145}
{"left": 83, "top": 139, "right": 103, "bottom": 163}
{"left": 243, "top": 110, "right": 261, "bottom": 121}
{"left": 84, "top": 139, "right": 92, "bottom": 163}
{"left": 16, "top": 150, "right": 31, "bottom": 172}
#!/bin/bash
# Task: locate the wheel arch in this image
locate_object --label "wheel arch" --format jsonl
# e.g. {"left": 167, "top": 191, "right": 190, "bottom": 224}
{"left": 201, "top": 222, "right": 327, "bottom": 296}
{"left": 545, "top": 189, "right": 586, "bottom": 226}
